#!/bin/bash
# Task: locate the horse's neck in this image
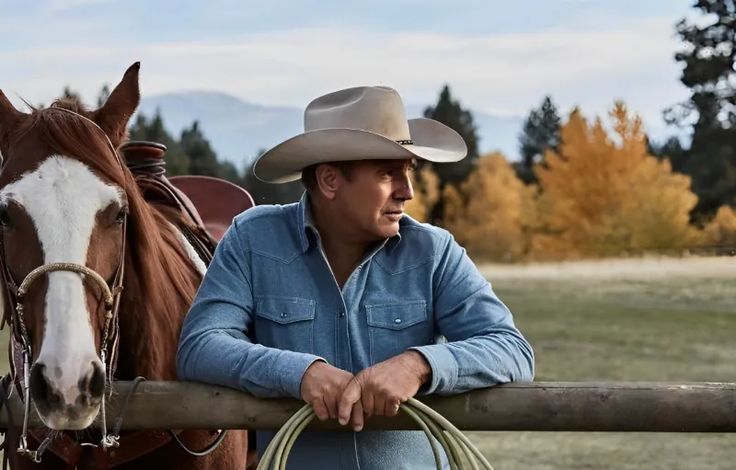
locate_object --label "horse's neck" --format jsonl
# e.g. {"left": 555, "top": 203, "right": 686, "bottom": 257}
{"left": 115, "top": 215, "right": 200, "bottom": 381}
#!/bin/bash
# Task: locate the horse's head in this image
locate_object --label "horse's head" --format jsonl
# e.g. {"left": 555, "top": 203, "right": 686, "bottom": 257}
{"left": 0, "top": 63, "right": 140, "bottom": 429}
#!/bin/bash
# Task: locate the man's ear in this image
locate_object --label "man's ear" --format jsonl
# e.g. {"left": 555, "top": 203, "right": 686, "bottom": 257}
{"left": 315, "top": 164, "right": 343, "bottom": 200}
{"left": 92, "top": 62, "right": 141, "bottom": 148}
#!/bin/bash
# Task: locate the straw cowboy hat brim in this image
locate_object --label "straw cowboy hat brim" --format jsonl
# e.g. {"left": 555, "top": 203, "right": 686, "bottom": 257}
{"left": 254, "top": 117, "right": 466, "bottom": 183}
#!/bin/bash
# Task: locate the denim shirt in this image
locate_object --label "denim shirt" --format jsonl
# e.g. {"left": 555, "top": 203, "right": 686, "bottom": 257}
{"left": 177, "top": 194, "right": 534, "bottom": 470}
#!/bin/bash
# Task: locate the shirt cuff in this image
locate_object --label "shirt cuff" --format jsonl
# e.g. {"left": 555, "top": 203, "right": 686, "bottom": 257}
{"left": 408, "top": 345, "right": 458, "bottom": 395}
{"left": 278, "top": 351, "right": 326, "bottom": 399}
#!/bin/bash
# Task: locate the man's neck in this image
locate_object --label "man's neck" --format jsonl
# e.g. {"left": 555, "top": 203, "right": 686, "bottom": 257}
{"left": 310, "top": 199, "right": 371, "bottom": 287}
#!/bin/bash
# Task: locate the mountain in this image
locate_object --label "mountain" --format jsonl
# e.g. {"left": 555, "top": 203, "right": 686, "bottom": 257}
{"left": 137, "top": 92, "right": 302, "bottom": 168}
{"left": 137, "top": 91, "right": 525, "bottom": 168}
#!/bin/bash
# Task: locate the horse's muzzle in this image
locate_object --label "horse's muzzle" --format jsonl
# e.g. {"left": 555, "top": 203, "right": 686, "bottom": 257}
{"left": 29, "top": 360, "right": 105, "bottom": 430}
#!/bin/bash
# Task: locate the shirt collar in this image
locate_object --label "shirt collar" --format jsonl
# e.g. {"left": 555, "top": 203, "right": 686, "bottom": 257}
{"left": 297, "top": 192, "right": 403, "bottom": 254}
{"left": 297, "top": 192, "right": 318, "bottom": 253}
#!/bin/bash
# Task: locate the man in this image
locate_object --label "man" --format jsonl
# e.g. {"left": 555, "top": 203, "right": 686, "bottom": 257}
{"left": 176, "top": 86, "right": 534, "bottom": 469}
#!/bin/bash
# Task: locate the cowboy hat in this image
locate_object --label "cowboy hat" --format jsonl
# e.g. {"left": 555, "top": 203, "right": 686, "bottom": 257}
{"left": 253, "top": 86, "right": 467, "bottom": 183}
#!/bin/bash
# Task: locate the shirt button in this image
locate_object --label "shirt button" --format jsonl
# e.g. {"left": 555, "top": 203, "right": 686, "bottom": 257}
{"left": 394, "top": 318, "right": 402, "bottom": 324}
{"left": 339, "top": 311, "right": 345, "bottom": 317}
{"left": 280, "top": 312, "right": 287, "bottom": 318}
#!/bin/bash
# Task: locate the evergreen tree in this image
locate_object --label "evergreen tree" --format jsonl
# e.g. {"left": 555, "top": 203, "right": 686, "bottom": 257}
{"left": 180, "top": 121, "right": 221, "bottom": 177}
{"left": 424, "top": 85, "right": 479, "bottom": 184}
{"left": 517, "top": 96, "right": 561, "bottom": 183}
{"left": 128, "top": 110, "right": 190, "bottom": 175}
{"left": 241, "top": 149, "right": 304, "bottom": 205}
{"left": 666, "top": 0, "right": 736, "bottom": 216}
{"left": 423, "top": 85, "right": 479, "bottom": 223}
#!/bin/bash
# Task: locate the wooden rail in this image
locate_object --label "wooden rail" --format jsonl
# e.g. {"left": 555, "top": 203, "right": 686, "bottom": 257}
{"left": 0, "top": 381, "right": 734, "bottom": 432}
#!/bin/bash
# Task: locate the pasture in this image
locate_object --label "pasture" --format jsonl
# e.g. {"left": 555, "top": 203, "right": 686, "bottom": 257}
{"left": 474, "top": 256, "right": 736, "bottom": 469}
{"left": 0, "top": 256, "right": 734, "bottom": 468}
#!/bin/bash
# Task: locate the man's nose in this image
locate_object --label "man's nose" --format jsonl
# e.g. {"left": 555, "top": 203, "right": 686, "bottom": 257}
{"left": 395, "top": 174, "right": 414, "bottom": 201}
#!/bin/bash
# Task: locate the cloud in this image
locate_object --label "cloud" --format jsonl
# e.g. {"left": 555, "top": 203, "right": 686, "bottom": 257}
{"left": 0, "top": 19, "right": 686, "bottom": 129}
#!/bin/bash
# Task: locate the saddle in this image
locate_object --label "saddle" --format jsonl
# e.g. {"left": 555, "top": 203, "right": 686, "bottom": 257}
{"left": 120, "top": 141, "right": 255, "bottom": 261}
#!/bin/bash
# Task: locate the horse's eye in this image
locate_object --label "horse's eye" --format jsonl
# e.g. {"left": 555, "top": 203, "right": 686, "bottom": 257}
{"left": 115, "top": 209, "right": 127, "bottom": 225}
{"left": 0, "top": 208, "right": 11, "bottom": 228}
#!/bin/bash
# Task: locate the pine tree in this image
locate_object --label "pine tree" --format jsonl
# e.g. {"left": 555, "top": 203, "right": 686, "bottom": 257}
{"left": 666, "top": 0, "right": 736, "bottom": 216}
{"left": 423, "top": 85, "right": 479, "bottom": 223}
{"left": 241, "top": 149, "right": 304, "bottom": 205}
{"left": 517, "top": 96, "right": 561, "bottom": 183}
{"left": 424, "top": 85, "right": 479, "bottom": 184}
{"left": 128, "top": 111, "right": 190, "bottom": 175}
{"left": 180, "top": 121, "right": 221, "bottom": 177}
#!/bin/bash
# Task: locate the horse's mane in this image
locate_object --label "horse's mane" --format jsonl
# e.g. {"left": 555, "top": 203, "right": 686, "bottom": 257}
{"left": 19, "top": 100, "right": 200, "bottom": 379}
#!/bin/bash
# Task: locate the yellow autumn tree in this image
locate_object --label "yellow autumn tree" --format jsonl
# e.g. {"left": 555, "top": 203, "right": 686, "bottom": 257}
{"left": 405, "top": 165, "right": 440, "bottom": 223}
{"left": 442, "top": 153, "right": 534, "bottom": 261}
{"left": 702, "top": 205, "right": 736, "bottom": 251}
{"left": 532, "top": 102, "right": 698, "bottom": 259}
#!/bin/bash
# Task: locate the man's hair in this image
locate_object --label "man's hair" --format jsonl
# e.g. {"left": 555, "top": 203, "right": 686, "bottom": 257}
{"left": 301, "top": 161, "right": 356, "bottom": 192}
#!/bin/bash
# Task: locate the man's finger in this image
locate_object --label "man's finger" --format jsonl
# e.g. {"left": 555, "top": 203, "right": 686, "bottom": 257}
{"left": 325, "top": 394, "right": 338, "bottom": 420}
{"left": 312, "top": 398, "right": 330, "bottom": 421}
{"left": 338, "top": 380, "right": 361, "bottom": 426}
{"left": 372, "top": 393, "right": 386, "bottom": 417}
{"left": 350, "top": 400, "right": 364, "bottom": 432}
{"left": 385, "top": 399, "right": 401, "bottom": 417}
{"left": 361, "top": 389, "right": 375, "bottom": 419}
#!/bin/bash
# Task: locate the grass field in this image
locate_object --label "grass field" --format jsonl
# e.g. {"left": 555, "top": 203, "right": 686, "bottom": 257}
{"left": 1, "top": 256, "right": 734, "bottom": 468}
{"left": 472, "top": 256, "right": 736, "bottom": 469}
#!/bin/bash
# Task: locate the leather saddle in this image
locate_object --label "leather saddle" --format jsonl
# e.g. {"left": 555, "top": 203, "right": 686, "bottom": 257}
{"left": 120, "top": 141, "right": 255, "bottom": 262}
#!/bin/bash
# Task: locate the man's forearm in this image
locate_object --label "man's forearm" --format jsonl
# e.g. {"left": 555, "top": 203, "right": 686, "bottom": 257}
{"left": 177, "top": 326, "right": 323, "bottom": 399}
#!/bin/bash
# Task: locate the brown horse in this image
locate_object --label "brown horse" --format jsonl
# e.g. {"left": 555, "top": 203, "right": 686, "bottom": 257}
{"left": 0, "top": 64, "right": 248, "bottom": 469}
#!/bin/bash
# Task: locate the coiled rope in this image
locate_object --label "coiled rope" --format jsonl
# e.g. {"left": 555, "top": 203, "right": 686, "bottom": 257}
{"left": 257, "top": 397, "right": 495, "bottom": 470}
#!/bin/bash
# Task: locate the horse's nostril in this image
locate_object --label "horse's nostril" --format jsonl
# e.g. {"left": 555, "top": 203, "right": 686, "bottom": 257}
{"left": 87, "top": 361, "right": 105, "bottom": 397}
{"left": 29, "top": 363, "right": 48, "bottom": 399}
{"left": 29, "top": 362, "right": 60, "bottom": 406}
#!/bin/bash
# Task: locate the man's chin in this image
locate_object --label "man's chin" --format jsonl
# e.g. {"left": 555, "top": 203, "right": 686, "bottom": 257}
{"left": 377, "top": 222, "right": 401, "bottom": 238}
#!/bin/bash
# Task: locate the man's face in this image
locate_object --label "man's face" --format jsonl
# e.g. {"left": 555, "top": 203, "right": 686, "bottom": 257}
{"left": 334, "top": 159, "right": 415, "bottom": 242}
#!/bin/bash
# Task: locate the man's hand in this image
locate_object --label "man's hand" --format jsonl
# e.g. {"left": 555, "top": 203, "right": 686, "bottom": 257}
{"left": 338, "top": 351, "right": 431, "bottom": 431}
{"left": 300, "top": 361, "right": 361, "bottom": 427}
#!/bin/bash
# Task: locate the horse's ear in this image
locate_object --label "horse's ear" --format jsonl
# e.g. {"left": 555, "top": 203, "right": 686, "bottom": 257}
{"left": 0, "top": 90, "right": 26, "bottom": 157}
{"left": 93, "top": 62, "right": 141, "bottom": 148}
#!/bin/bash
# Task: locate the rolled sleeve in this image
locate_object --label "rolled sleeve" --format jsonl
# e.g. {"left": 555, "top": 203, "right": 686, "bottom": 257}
{"left": 408, "top": 344, "right": 459, "bottom": 395}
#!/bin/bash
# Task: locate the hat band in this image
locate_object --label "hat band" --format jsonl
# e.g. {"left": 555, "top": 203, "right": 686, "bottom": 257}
{"left": 396, "top": 139, "right": 414, "bottom": 145}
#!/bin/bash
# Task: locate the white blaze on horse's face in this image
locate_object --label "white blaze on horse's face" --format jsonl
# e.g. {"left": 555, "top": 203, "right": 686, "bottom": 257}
{"left": 0, "top": 155, "right": 123, "bottom": 429}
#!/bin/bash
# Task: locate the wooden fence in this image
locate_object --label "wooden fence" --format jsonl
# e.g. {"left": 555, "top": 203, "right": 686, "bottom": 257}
{"left": 0, "top": 381, "right": 734, "bottom": 432}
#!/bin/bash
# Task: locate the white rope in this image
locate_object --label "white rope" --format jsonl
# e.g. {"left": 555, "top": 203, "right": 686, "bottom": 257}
{"left": 257, "top": 397, "right": 495, "bottom": 470}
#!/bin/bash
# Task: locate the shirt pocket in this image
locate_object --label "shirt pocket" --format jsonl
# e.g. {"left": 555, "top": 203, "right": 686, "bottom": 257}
{"left": 254, "top": 296, "right": 316, "bottom": 353}
{"left": 365, "top": 300, "right": 430, "bottom": 364}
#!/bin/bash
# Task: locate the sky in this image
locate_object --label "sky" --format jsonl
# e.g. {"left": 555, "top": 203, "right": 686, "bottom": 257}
{"left": 0, "top": 0, "right": 694, "bottom": 134}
